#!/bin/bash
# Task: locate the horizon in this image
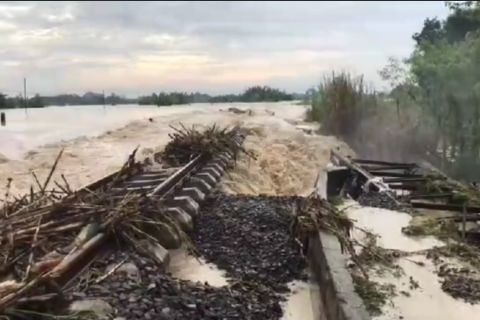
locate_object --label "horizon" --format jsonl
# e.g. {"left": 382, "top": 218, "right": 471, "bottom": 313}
{"left": 0, "top": 1, "right": 449, "bottom": 97}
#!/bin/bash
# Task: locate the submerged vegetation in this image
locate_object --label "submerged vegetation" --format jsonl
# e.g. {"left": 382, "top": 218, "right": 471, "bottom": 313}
{"left": 307, "top": 1, "right": 480, "bottom": 182}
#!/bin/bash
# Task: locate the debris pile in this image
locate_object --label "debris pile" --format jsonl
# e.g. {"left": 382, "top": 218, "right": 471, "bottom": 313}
{"left": 0, "top": 148, "right": 183, "bottom": 314}
{"left": 0, "top": 125, "right": 255, "bottom": 316}
{"left": 160, "top": 124, "right": 256, "bottom": 166}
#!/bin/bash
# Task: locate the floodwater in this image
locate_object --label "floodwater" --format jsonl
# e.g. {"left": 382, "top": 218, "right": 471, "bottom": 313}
{"left": 344, "top": 201, "right": 443, "bottom": 252}
{"left": 0, "top": 103, "right": 212, "bottom": 160}
{"left": 281, "top": 277, "right": 323, "bottom": 320}
{"left": 167, "top": 249, "right": 320, "bottom": 320}
{"left": 341, "top": 200, "right": 480, "bottom": 319}
{"left": 374, "top": 255, "right": 480, "bottom": 320}
{"left": 1, "top": 101, "right": 328, "bottom": 197}
{"left": 167, "top": 248, "right": 229, "bottom": 287}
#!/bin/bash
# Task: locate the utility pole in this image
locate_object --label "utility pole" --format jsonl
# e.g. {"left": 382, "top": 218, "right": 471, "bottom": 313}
{"left": 24, "top": 78, "right": 28, "bottom": 117}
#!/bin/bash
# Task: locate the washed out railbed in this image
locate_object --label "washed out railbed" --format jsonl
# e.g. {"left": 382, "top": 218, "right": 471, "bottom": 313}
{"left": 0, "top": 126, "right": 369, "bottom": 320}
{"left": 327, "top": 151, "right": 480, "bottom": 318}
{"left": 64, "top": 194, "right": 322, "bottom": 320}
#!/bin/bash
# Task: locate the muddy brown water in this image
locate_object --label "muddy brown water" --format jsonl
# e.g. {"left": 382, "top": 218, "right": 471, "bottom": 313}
{"left": 342, "top": 201, "right": 480, "bottom": 319}
{"left": 167, "top": 248, "right": 321, "bottom": 320}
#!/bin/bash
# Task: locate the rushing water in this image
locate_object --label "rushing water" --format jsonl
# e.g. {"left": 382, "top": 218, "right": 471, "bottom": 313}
{"left": 0, "top": 102, "right": 305, "bottom": 160}
{"left": 0, "top": 104, "right": 201, "bottom": 159}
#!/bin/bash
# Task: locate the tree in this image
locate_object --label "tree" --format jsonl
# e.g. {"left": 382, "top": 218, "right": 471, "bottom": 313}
{"left": 0, "top": 93, "right": 6, "bottom": 109}
{"left": 378, "top": 57, "right": 412, "bottom": 119}
{"left": 413, "top": 18, "right": 445, "bottom": 45}
{"left": 29, "top": 94, "right": 44, "bottom": 108}
{"left": 444, "top": 2, "right": 480, "bottom": 42}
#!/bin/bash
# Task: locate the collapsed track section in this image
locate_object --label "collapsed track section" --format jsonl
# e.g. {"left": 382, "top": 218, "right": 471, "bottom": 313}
{"left": 0, "top": 131, "right": 245, "bottom": 314}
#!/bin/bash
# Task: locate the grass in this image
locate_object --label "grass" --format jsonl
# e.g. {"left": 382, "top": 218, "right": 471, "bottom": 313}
{"left": 307, "top": 72, "right": 377, "bottom": 139}
{"left": 352, "top": 274, "right": 395, "bottom": 316}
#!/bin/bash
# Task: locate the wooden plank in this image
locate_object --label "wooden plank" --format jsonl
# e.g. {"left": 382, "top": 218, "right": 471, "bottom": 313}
{"left": 362, "top": 164, "right": 417, "bottom": 171}
{"left": 353, "top": 159, "right": 417, "bottom": 167}
{"left": 368, "top": 171, "right": 423, "bottom": 178}
{"left": 408, "top": 193, "right": 454, "bottom": 200}
{"left": 389, "top": 184, "right": 418, "bottom": 191}
{"left": 383, "top": 177, "right": 429, "bottom": 183}
{"left": 410, "top": 200, "right": 480, "bottom": 213}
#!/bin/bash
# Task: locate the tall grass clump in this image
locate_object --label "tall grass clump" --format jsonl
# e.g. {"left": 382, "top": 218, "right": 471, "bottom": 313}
{"left": 308, "top": 72, "right": 377, "bottom": 140}
{"left": 307, "top": 71, "right": 435, "bottom": 163}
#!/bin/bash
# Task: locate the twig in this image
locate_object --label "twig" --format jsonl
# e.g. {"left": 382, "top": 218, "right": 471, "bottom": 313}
{"left": 41, "top": 148, "right": 65, "bottom": 195}
{"left": 54, "top": 181, "right": 70, "bottom": 195}
{"left": 31, "top": 171, "right": 43, "bottom": 192}
{"left": 24, "top": 215, "right": 43, "bottom": 280}
{"left": 94, "top": 257, "right": 127, "bottom": 284}
{"left": 61, "top": 174, "right": 72, "bottom": 194}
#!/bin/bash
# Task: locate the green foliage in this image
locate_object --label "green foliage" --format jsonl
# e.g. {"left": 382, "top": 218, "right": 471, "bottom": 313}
{"left": 352, "top": 274, "right": 393, "bottom": 316}
{"left": 408, "top": 12, "right": 480, "bottom": 180}
{"left": 240, "top": 86, "right": 293, "bottom": 102}
{"left": 0, "top": 93, "right": 6, "bottom": 108}
{"left": 29, "top": 94, "right": 44, "bottom": 108}
{"left": 414, "top": 2, "right": 480, "bottom": 46}
{"left": 412, "top": 17, "right": 445, "bottom": 45}
{"left": 138, "top": 86, "right": 294, "bottom": 106}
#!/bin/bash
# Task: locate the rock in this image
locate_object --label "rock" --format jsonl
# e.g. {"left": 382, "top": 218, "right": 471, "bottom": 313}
{"left": 357, "top": 192, "right": 410, "bottom": 212}
{"left": 191, "top": 193, "right": 306, "bottom": 292}
{"left": 69, "top": 299, "right": 113, "bottom": 319}
{"left": 107, "top": 262, "right": 141, "bottom": 283}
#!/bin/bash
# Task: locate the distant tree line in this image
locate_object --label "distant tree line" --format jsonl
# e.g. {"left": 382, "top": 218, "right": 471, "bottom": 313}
{"left": 0, "top": 91, "right": 136, "bottom": 109}
{"left": 0, "top": 93, "right": 44, "bottom": 109}
{"left": 1, "top": 86, "right": 296, "bottom": 109}
{"left": 138, "top": 86, "right": 295, "bottom": 106}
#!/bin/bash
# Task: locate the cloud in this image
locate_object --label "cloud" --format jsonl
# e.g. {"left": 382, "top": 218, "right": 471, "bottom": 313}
{"left": 0, "top": 1, "right": 449, "bottom": 96}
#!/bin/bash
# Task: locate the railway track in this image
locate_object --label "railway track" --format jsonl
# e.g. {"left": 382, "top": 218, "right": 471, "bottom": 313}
{"left": 0, "top": 131, "right": 246, "bottom": 312}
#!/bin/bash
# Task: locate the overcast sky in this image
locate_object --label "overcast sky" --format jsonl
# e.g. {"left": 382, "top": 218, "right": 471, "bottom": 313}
{"left": 0, "top": 1, "right": 448, "bottom": 97}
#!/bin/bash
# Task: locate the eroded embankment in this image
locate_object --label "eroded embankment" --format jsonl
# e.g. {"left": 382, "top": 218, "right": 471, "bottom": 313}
{"left": 1, "top": 103, "right": 358, "bottom": 320}
{"left": 63, "top": 194, "right": 318, "bottom": 320}
{"left": 335, "top": 184, "right": 480, "bottom": 319}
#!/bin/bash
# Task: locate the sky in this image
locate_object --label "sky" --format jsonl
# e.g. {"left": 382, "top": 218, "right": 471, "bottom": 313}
{"left": 0, "top": 1, "right": 449, "bottom": 97}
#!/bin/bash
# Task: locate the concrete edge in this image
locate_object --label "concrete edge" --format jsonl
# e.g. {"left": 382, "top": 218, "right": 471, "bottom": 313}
{"left": 308, "top": 231, "right": 370, "bottom": 320}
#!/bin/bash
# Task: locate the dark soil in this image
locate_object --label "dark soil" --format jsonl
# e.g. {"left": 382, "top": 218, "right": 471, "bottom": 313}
{"left": 357, "top": 192, "right": 411, "bottom": 213}
{"left": 439, "top": 265, "right": 480, "bottom": 304}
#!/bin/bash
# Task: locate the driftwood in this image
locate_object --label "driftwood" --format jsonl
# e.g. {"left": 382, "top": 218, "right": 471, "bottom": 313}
{"left": 0, "top": 148, "right": 149, "bottom": 312}
{"left": 0, "top": 125, "right": 248, "bottom": 313}
{"left": 159, "top": 123, "right": 255, "bottom": 166}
